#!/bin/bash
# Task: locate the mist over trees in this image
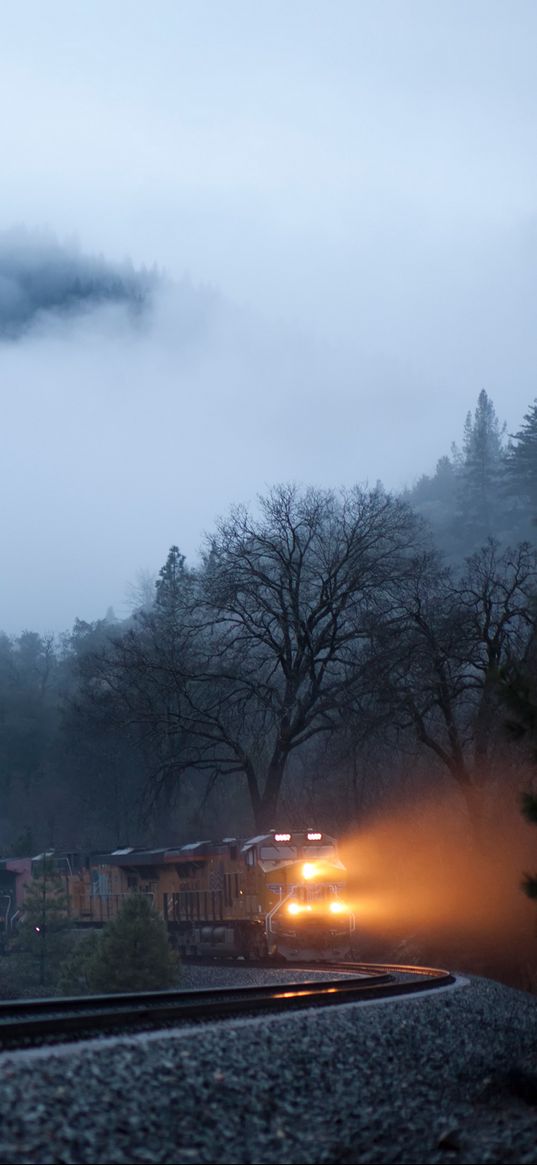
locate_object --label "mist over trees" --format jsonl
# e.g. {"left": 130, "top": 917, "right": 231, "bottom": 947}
{"left": 405, "top": 389, "right": 535, "bottom": 555}
{"left": 2, "top": 388, "right": 537, "bottom": 851}
{"left": 0, "top": 227, "right": 161, "bottom": 337}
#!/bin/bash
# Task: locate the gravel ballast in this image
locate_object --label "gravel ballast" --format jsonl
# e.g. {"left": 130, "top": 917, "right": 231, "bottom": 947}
{"left": 0, "top": 974, "right": 536, "bottom": 1164}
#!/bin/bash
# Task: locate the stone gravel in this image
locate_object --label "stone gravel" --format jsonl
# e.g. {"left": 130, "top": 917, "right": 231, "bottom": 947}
{"left": 0, "top": 974, "right": 536, "bottom": 1163}
{"left": 178, "top": 964, "right": 364, "bottom": 989}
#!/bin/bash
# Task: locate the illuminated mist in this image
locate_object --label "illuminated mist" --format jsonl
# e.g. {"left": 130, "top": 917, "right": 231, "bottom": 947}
{"left": 340, "top": 787, "right": 537, "bottom": 986}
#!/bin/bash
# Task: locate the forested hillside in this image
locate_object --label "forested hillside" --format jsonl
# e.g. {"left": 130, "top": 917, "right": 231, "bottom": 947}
{"left": 2, "top": 390, "right": 537, "bottom": 853}
{"left": 0, "top": 228, "right": 161, "bottom": 337}
{"left": 405, "top": 389, "right": 537, "bottom": 556}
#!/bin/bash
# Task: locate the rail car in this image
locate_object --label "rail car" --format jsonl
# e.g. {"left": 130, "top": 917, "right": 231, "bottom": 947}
{"left": 0, "top": 830, "right": 355, "bottom": 960}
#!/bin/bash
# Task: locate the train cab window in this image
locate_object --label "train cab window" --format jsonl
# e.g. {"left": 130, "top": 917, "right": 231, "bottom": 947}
{"left": 259, "top": 845, "right": 298, "bottom": 861}
{"left": 245, "top": 848, "right": 257, "bottom": 866}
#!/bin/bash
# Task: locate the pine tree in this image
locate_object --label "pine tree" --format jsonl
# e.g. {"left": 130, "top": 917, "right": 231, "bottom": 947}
{"left": 82, "top": 894, "right": 179, "bottom": 993}
{"left": 148, "top": 546, "right": 192, "bottom": 783}
{"left": 433, "top": 455, "right": 457, "bottom": 502}
{"left": 155, "top": 546, "right": 187, "bottom": 619}
{"left": 505, "top": 399, "right": 537, "bottom": 520}
{"left": 456, "top": 390, "right": 506, "bottom": 543}
{"left": 58, "top": 931, "right": 102, "bottom": 995}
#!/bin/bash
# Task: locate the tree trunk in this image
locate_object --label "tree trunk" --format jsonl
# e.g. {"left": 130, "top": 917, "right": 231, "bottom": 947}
{"left": 255, "top": 757, "right": 287, "bottom": 833}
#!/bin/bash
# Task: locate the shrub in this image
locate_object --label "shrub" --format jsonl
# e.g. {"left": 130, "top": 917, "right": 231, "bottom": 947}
{"left": 60, "top": 894, "right": 180, "bottom": 994}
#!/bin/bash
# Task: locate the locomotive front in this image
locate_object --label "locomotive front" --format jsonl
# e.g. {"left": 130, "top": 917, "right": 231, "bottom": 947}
{"left": 248, "top": 831, "right": 354, "bottom": 960}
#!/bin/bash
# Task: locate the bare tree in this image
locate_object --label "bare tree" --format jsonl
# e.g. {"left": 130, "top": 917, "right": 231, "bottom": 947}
{"left": 370, "top": 539, "right": 537, "bottom": 824}
{"left": 184, "top": 484, "right": 423, "bottom": 829}
{"left": 72, "top": 486, "right": 424, "bottom": 832}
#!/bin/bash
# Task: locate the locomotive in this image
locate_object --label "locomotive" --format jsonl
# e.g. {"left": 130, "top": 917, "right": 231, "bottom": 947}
{"left": 0, "top": 830, "right": 354, "bottom": 961}
{"left": 161, "top": 829, "right": 354, "bottom": 960}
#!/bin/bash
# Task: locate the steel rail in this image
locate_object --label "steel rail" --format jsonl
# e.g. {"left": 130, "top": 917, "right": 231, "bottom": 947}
{"left": 0, "top": 965, "right": 455, "bottom": 1048}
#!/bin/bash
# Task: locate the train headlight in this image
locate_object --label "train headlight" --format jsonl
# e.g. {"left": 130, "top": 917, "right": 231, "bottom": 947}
{"left": 287, "top": 901, "right": 301, "bottom": 915}
{"left": 302, "top": 862, "right": 317, "bottom": 880}
{"left": 329, "top": 901, "right": 348, "bottom": 915}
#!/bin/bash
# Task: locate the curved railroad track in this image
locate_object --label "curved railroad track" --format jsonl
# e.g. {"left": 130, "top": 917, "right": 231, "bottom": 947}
{"left": 0, "top": 963, "right": 456, "bottom": 1050}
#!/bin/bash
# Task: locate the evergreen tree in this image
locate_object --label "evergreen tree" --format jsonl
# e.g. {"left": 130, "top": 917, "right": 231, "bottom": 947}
{"left": 433, "top": 455, "right": 457, "bottom": 502}
{"left": 78, "top": 894, "right": 179, "bottom": 993}
{"left": 456, "top": 389, "right": 506, "bottom": 543}
{"left": 407, "top": 394, "right": 511, "bottom": 558}
{"left": 58, "top": 931, "right": 102, "bottom": 995}
{"left": 505, "top": 399, "right": 537, "bottom": 520}
{"left": 155, "top": 545, "right": 187, "bottom": 619}
{"left": 404, "top": 456, "right": 459, "bottom": 553}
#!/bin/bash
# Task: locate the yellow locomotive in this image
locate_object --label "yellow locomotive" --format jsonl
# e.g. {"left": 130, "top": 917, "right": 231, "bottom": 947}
{"left": 160, "top": 829, "right": 354, "bottom": 959}
{"left": 2, "top": 830, "right": 354, "bottom": 961}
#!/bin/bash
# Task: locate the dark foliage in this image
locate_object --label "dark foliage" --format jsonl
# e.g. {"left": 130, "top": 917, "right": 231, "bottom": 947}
{"left": 58, "top": 894, "right": 179, "bottom": 994}
{"left": 0, "top": 226, "right": 159, "bottom": 337}
{"left": 406, "top": 390, "right": 533, "bottom": 558}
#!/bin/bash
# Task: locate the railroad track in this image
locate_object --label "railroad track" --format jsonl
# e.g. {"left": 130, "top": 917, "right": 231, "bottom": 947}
{"left": 0, "top": 963, "right": 455, "bottom": 1050}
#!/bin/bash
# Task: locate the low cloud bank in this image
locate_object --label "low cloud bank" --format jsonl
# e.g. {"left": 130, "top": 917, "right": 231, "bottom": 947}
{"left": 0, "top": 227, "right": 163, "bottom": 338}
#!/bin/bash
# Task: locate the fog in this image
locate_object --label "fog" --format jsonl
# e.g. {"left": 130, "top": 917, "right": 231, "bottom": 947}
{"left": 340, "top": 788, "right": 537, "bottom": 982}
{"left": 2, "top": 1, "right": 537, "bottom": 631}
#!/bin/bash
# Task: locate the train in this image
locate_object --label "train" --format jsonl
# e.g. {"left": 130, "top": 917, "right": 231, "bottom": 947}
{"left": 0, "top": 830, "right": 354, "bottom": 960}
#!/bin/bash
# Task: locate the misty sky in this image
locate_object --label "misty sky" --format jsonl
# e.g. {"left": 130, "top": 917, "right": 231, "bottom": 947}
{"left": 2, "top": 1, "right": 537, "bottom": 633}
